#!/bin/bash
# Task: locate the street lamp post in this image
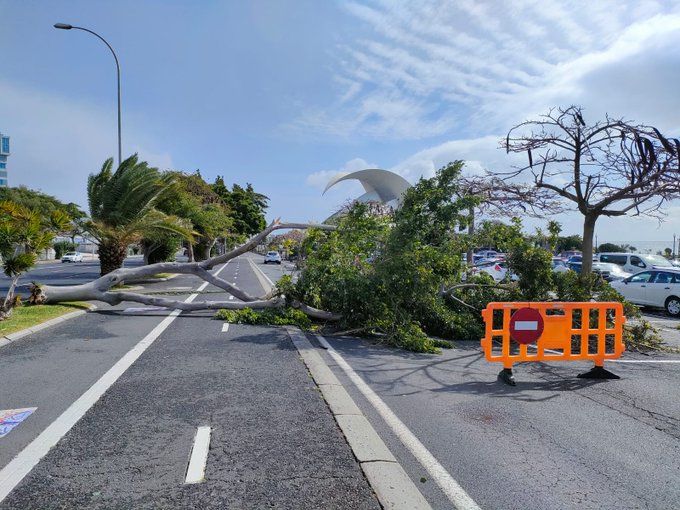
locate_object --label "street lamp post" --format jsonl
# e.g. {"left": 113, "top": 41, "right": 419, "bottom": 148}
{"left": 54, "top": 23, "right": 122, "bottom": 168}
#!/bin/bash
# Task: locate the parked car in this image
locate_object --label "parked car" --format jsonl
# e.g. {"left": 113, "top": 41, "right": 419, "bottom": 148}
{"left": 475, "top": 250, "right": 498, "bottom": 260}
{"left": 560, "top": 250, "right": 581, "bottom": 260}
{"left": 567, "top": 255, "right": 583, "bottom": 264}
{"left": 263, "top": 251, "right": 282, "bottom": 264}
{"left": 61, "top": 251, "right": 83, "bottom": 263}
{"left": 670, "top": 259, "right": 680, "bottom": 268}
{"left": 595, "top": 252, "right": 675, "bottom": 274}
{"left": 472, "top": 260, "right": 517, "bottom": 282}
{"left": 552, "top": 258, "right": 569, "bottom": 273}
{"left": 610, "top": 269, "right": 680, "bottom": 316}
{"left": 565, "top": 261, "right": 631, "bottom": 281}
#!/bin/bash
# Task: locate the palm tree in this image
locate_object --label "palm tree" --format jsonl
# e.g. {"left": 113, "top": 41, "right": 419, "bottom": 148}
{"left": 0, "top": 201, "right": 71, "bottom": 318}
{"left": 86, "top": 155, "right": 193, "bottom": 275}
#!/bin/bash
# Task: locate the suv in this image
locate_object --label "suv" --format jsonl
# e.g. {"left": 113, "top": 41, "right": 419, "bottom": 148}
{"left": 264, "top": 251, "right": 282, "bottom": 264}
{"left": 61, "top": 252, "right": 83, "bottom": 263}
{"left": 596, "top": 252, "right": 674, "bottom": 274}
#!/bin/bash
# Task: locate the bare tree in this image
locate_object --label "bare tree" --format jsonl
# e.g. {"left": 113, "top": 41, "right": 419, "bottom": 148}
{"left": 502, "top": 106, "right": 680, "bottom": 274}
{"left": 459, "top": 175, "right": 562, "bottom": 263}
{"left": 30, "top": 220, "right": 340, "bottom": 320}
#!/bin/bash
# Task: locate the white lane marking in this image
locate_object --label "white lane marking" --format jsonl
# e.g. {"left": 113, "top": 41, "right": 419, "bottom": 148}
{"left": 228, "top": 295, "right": 234, "bottom": 300}
{"left": 185, "top": 426, "right": 211, "bottom": 484}
{"left": 514, "top": 321, "right": 538, "bottom": 331}
{"left": 122, "top": 306, "right": 167, "bottom": 314}
{"left": 0, "top": 263, "right": 229, "bottom": 503}
{"left": 612, "top": 359, "right": 680, "bottom": 363}
{"left": 315, "top": 335, "right": 480, "bottom": 510}
{"left": 221, "top": 323, "right": 229, "bottom": 333}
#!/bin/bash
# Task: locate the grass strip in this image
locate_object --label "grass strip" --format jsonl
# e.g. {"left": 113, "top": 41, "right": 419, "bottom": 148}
{"left": 0, "top": 302, "right": 91, "bottom": 337}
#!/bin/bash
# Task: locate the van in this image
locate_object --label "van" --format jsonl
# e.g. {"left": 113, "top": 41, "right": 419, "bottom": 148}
{"left": 595, "top": 252, "right": 675, "bottom": 274}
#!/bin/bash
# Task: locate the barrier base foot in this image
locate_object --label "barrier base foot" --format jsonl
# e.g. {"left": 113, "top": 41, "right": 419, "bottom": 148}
{"left": 498, "top": 368, "right": 516, "bottom": 386}
{"left": 577, "top": 365, "right": 620, "bottom": 380}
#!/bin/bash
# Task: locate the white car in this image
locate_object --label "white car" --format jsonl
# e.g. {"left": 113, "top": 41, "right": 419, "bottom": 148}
{"left": 472, "top": 260, "right": 517, "bottom": 282}
{"left": 552, "top": 258, "right": 569, "bottom": 273}
{"left": 263, "top": 251, "right": 282, "bottom": 264}
{"left": 610, "top": 269, "right": 680, "bottom": 316}
{"left": 596, "top": 252, "right": 675, "bottom": 274}
{"left": 61, "top": 251, "right": 83, "bottom": 263}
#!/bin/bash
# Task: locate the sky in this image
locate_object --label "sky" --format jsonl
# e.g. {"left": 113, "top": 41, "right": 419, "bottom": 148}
{"left": 2, "top": 0, "right": 680, "bottom": 252}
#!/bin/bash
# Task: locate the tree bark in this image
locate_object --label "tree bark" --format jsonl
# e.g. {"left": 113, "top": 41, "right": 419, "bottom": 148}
{"left": 581, "top": 213, "right": 597, "bottom": 275}
{"left": 186, "top": 242, "right": 194, "bottom": 262}
{"left": 98, "top": 240, "right": 128, "bottom": 276}
{"left": 31, "top": 220, "right": 341, "bottom": 321}
{"left": 466, "top": 206, "right": 475, "bottom": 265}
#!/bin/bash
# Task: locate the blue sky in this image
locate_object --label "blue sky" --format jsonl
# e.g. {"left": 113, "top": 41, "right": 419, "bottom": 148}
{"left": 2, "top": 1, "right": 680, "bottom": 252}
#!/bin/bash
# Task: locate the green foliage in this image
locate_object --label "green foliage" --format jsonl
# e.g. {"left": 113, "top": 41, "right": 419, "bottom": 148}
{"left": 597, "top": 242, "right": 624, "bottom": 253}
{"left": 214, "top": 307, "right": 312, "bottom": 330}
{"left": 141, "top": 235, "right": 182, "bottom": 264}
{"left": 555, "top": 234, "right": 582, "bottom": 253}
{"left": 53, "top": 241, "right": 77, "bottom": 259}
{"left": 86, "top": 156, "right": 194, "bottom": 274}
{"left": 212, "top": 177, "right": 269, "bottom": 238}
{"left": 475, "top": 218, "right": 523, "bottom": 253}
{"left": 0, "top": 186, "right": 85, "bottom": 221}
{"left": 507, "top": 242, "right": 554, "bottom": 300}
{"left": 294, "top": 161, "right": 478, "bottom": 352}
{"left": 155, "top": 172, "right": 232, "bottom": 261}
{"left": 0, "top": 201, "right": 70, "bottom": 313}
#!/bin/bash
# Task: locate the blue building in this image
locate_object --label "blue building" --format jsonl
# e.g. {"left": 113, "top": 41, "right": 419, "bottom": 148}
{"left": 0, "top": 133, "right": 9, "bottom": 187}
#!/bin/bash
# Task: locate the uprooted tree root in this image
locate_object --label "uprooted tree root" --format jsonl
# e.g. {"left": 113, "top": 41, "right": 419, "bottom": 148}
{"left": 29, "top": 219, "right": 341, "bottom": 321}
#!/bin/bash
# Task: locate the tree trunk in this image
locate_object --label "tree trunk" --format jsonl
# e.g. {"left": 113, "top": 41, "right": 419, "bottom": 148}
{"left": 31, "top": 220, "right": 340, "bottom": 320}
{"left": 467, "top": 206, "right": 475, "bottom": 265}
{"left": 581, "top": 214, "right": 597, "bottom": 275}
{"left": 98, "top": 240, "right": 128, "bottom": 276}
{"left": 186, "top": 242, "right": 194, "bottom": 262}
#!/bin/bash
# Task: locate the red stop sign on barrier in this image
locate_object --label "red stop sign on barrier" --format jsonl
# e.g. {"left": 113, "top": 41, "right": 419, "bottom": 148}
{"left": 509, "top": 307, "right": 544, "bottom": 344}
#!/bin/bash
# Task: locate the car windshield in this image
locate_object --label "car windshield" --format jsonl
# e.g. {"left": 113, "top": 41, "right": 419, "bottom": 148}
{"left": 643, "top": 255, "right": 672, "bottom": 267}
{"left": 267, "top": 252, "right": 278, "bottom": 256}
{"left": 65, "top": 252, "right": 77, "bottom": 256}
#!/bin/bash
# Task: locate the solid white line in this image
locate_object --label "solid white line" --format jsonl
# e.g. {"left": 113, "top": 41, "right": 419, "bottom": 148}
{"left": 612, "top": 359, "right": 680, "bottom": 363}
{"left": 221, "top": 323, "right": 229, "bottom": 333}
{"left": 315, "top": 335, "right": 481, "bottom": 510}
{"left": 0, "top": 262, "right": 229, "bottom": 503}
{"left": 184, "top": 426, "right": 211, "bottom": 484}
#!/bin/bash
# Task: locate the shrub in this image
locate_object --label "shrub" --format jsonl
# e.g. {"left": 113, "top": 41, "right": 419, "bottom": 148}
{"left": 53, "top": 241, "right": 77, "bottom": 259}
{"left": 214, "top": 307, "right": 313, "bottom": 330}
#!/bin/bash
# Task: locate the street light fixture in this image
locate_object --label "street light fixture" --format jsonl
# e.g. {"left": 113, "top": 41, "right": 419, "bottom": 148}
{"left": 54, "top": 23, "right": 122, "bottom": 167}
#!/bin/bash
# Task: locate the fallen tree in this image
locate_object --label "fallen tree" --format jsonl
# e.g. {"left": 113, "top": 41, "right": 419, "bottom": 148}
{"left": 29, "top": 220, "right": 340, "bottom": 320}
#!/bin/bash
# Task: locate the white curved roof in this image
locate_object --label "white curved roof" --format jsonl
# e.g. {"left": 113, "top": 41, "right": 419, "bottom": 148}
{"left": 323, "top": 168, "right": 411, "bottom": 206}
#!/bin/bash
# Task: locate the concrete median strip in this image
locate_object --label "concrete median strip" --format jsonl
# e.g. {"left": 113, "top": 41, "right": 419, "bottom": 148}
{"left": 286, "top": 326, "right": 432, "bottom": 510}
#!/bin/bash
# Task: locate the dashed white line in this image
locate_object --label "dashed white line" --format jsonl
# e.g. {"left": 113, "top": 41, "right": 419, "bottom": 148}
{"left": 0, "top": 262, "right": 230, "bottom": 503}
{"left": 184, "top": 426, "right": 211, "bottom": 484}
{"left": 315, "top": 334, "right": 481, "bottom": 510}
{"left": 221, "top": 323, "right": 229, "bottom": 333}
{"left": 228, "top": 295, "right": 234, "bottom": 300}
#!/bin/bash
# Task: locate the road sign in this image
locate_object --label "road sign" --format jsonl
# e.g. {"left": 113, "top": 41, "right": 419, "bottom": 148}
{"left": 509, "top": 307, "right": 544, "bottom": 344}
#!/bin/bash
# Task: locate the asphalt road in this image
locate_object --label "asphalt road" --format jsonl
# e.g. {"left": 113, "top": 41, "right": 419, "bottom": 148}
{"left": 2, "top": 253, "right": 679, "bottom": 509}
{"left": 0, "top": 256, "right": 146, "bottom": 297}
{"left": 0, "top": 254, "right": 378, "bottom": 509}
{"left": 316, "top": 335, "right": 680, "bottom": 510}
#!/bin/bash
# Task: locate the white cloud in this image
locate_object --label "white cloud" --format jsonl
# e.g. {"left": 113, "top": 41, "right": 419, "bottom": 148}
{"left": 292, "top": 1, "right": 680, "bottom": 139}
{"left": 0, "top": 80, "right": 173, "bottom": 211}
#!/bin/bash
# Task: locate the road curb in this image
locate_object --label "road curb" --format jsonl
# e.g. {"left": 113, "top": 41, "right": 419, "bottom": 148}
{"left": 0, "top": 304, "right": 97, "bottom": 349}
{"left": 286, "top": 326, "right": 432, "bottom": 510}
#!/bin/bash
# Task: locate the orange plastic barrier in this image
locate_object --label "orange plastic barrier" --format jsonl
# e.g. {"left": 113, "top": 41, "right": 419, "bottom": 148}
{"left": 480, "top": 302, "right": 626, "bottom": 384}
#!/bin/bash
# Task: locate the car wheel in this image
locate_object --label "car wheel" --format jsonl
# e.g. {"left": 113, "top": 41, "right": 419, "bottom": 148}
{"left": 277, "top": 261, "right": 281, "bottom": 265}
{"left": 665, "top": 296, "right": 680, "bottom": 317}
